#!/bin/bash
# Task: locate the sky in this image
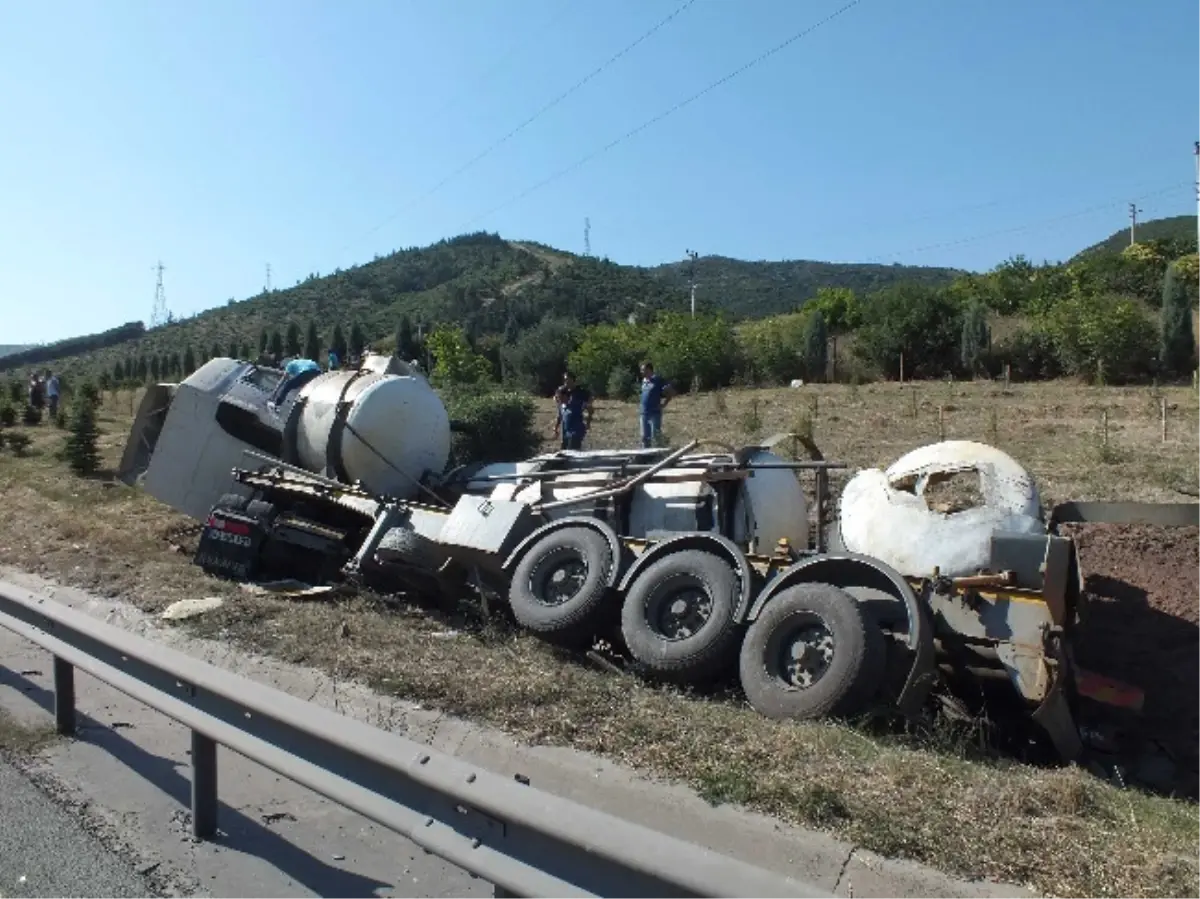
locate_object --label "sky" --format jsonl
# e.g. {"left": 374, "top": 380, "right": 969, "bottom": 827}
{"left": 1, "top": 0, "right": 1197, "bottom": 345}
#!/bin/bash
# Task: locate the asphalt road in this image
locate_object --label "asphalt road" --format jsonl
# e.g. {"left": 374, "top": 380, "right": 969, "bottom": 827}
{"left": 0, "top": 757, "right": 149, "bottom": 898}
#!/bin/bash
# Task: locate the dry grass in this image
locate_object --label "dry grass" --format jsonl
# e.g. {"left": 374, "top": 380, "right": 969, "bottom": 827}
{"left": 0, "top": 382, "right": 1197, "bottom": 898}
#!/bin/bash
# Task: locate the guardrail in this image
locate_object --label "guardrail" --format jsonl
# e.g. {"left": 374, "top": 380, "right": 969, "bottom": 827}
{"left": 0, "top": 582, "right": 825, "bottom": 898}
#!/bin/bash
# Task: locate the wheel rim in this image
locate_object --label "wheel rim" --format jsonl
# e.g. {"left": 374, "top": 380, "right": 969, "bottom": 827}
{"left": 768, "top": 617, "right": 835, "bottom": 689}
{"left": 647, "top": 582, "right": 712, "bottom": 641}
{"left": 530, "top": 551, "right": 588, "bottom": 607}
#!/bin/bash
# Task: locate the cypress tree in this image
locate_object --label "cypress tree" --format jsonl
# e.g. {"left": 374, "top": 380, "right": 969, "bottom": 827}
{"left": 64, "top": 398, "right": 101, "bottom": 475}
{"left": 1160, "top": 261, "right": 1196, "bottom": 377}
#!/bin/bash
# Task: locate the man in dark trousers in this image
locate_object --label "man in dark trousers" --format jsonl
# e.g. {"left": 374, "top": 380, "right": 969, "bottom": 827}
{"left": 638, "top": 361, "right": 675, "bottom": 448}
{"left": 552, "top": 371, "right": 594, "bottom": 450}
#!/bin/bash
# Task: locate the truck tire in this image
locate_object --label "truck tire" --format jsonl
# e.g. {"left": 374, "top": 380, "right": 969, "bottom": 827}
{"left": 739, "top": 583, "right": 885, "bottom": 720}
{"left": 620, "top": 549, "right": 741, "bottom": 683}
{"left": 508, "top": 527, "right": 614, "bottom": 647}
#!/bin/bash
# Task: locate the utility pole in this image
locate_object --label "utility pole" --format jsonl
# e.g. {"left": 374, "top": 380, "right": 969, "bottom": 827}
{"left": 583, "top": 217, "right": 591, "bottom": 257}
{"left": 150, "top": 261, "right": 169, "bottom": 327}
{"left": 1190, "top": 141, "right": 1200, "bottom": 252}
{"left": 1128, "top": 203, "right": 1142, "bottom": 246}
{"left": 265, "top": 263, "right": 272, "bottom": 293}
{"left": 684, "top": 249, "right": 699, "bottom": 318}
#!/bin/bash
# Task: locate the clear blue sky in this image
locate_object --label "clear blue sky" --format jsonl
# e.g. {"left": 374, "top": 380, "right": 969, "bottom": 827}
{"left": 1, "top": 0, "right": 1196, "bottom": 344}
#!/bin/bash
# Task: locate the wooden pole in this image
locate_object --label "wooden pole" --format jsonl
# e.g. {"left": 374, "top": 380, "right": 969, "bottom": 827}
{"left": 938, "top": 405, "right": 946, "bottom": 441}
{"left": 899, "top": 353, "right": 905, "bottom": 384}
{"left": 1160, "top": 397, "right": 1167, "bottom": 443}
{"left": 1003, "top": 364, "right": 1010, "bottom": 388}
{"left": 1101, "top": 409, "right": 1109, "bottom": 447}
{"left": 910, "top": 387, "right": 918, "bottom": 417}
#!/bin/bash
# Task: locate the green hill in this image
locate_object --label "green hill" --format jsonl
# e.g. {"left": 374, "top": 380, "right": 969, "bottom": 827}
{"left": 0, "top": 345, "right": 31, "bottom": 358}
{"left": 1073, "top": 214, "right": 1197, "bottom": 260}
{"left": 6, "top": 232, "right": 962, "bottom": 378}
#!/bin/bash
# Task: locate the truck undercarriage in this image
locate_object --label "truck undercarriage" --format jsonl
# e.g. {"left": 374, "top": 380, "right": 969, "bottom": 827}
{"left": 118, "top": 359, "right": 1196, "bottom": 774}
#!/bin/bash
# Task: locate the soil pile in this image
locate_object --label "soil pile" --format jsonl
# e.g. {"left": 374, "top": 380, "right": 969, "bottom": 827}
{"left": 1063, "top": 522, "right": 1198, "bottom": 789}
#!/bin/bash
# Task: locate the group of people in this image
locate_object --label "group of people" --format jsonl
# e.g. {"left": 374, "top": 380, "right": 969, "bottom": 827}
{"left": 552, "top": 361, "right": 675, "bottom": 451}
{"left": 26, "top": 369, "right": 60, "bottom": 418}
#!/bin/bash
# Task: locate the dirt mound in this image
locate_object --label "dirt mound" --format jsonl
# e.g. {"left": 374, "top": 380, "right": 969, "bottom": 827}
{"left": 1062, "top": 522, "right": 1199, "bottom": 789}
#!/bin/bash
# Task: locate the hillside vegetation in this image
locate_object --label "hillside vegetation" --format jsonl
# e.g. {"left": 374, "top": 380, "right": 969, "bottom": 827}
{"left": 7, "top": 217, "right": 1198, "bottom": 397}
{"left": 1074, "top": 214, "right": 1197, "bottom": 260}
{"left": 8, "top": 233, "right": 958, "bottom": 381}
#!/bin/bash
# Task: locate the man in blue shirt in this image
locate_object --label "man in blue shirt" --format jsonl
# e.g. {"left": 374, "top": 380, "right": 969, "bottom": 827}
{"left": 268, "top": 357, "right": 322, "bottom": 412}
{"left": 638, "top": 361, "right": 675, "bottom": 448}
{"left": 553, "top": 371, "right": 594, "bottom": 450}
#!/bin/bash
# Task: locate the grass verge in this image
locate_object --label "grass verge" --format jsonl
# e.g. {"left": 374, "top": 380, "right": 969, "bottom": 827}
{"left": 0, "top": 382, "right": 1197, "bottom": 897}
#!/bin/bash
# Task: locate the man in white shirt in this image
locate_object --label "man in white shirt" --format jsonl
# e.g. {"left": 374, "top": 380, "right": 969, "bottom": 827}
{"left": 44, "top": 369, "right": 60, "bottom": 418}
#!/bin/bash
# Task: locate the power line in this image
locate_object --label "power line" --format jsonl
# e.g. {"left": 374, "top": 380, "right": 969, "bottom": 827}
{"left": 866, "top": 182, "right": 1193, "bottom": 263}
{"left": 332, "top": 0, "right": 697, "bottom": 263}
{"left": 459, "top": 0, "right": 866, "bottom": 230}
{"left": 420, "top": 5, "right": 577, "bottom": 132}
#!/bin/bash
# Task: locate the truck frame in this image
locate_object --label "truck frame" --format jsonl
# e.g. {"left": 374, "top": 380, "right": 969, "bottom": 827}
{"left": 193, "top": 436, "right": 1111, "bottom": 763}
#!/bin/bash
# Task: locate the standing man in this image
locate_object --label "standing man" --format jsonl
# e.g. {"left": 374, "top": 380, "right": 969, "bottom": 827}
{"left": 553, "top": 371, "right": 594, "bottom": 450}
{"left": 44, "top": 369, "right": 60, "bottom": 419}
{"left": 638, "top": 361, "right": 675, "bottom": 449}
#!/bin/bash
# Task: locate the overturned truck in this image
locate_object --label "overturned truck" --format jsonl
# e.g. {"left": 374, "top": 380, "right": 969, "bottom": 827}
{"left": 119, "top": 355, "right": 1194, "bottom": 763}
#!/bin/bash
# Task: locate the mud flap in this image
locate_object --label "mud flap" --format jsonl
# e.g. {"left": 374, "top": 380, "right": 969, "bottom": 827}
{"left": 1030, "top": 642, "right": 1084, "bottom": 761}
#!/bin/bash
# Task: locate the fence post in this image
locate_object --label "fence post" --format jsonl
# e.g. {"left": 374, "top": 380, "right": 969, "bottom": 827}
{"left": 938, "top": 405, "right": 946, "bottom": 441}
{"left": 191, "top": 730, "right": 219, "bottom": 839}
{"left": 1101, "top": 409, "right": 1109, "bottom": 447}
{"left": 1160, "top": 397, "right": 1167, "bottom": 443}
{"left": 53, "top": 656, "right": 75, "bottom": 735}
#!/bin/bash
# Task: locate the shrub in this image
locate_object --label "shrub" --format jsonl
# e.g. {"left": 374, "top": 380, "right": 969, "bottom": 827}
{"left": 607, "top": 365, "right": 635, "bottom": 401}
{"left": 991, "top": 327, "right": 1062, "bottom": 382}
{"left": 444, "top": 389, "right": 539, "bottom": 468}
{"left": 501, "top": 317, "right": 580, "bottom": 395}
{"left": 22, "top": 404, "right": 42, "bottom": 426}
{"left": 6, "top": 432, "right": 31, "bottom": 457}
{"left": 854, "top": 283, "right": 964, "bottom": 380}
{"left": 1043, "top": 292, "right": 1157, "bottom": 384}
{"left": 0, "top": 403, "right": 15, "bottom": 427}
{"left": 63, "top": 399, "right": 101, "bottom": 475}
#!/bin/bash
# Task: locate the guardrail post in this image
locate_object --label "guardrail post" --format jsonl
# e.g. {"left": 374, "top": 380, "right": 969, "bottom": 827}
{"left": 191, "top": 730, "right": 218, "bottom": 839}
{"left": 52, "top": 656, "right": 75, "bottom": 735}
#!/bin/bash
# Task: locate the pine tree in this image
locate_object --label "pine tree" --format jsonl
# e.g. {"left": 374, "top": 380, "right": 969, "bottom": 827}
{"left": 269, "top": 330, "right": 283, "bottom": 360}
{"left": 123, "top": 358, "right": 134, "bottom": 381}
{"left": 285, "top": 322, "right": 302, "bottom": 357}
{"left": 803, "top": 311, "right": 829, "bottom": 382}
{"left": 349, "top": 322, "right": 365, "bottom": 358}
{"left": 150, "top": 355, "right": 161, "bottom": 381}
{"left": 228, "top": 338, "right": 240, "bottom": 359}
{"left": 183, "top": 346, "right": 197, "bottom": 374}
{"left": 960, "top": 301, "right": 991, "bottom": 375}
{"left": 331, "top": 325, "right": 347, "bottom": 362}
{"left": 397, "top": 315, "right": 415, "bottom": 359}
{"left": 1160, "top": 261, "right": 1196, "bottom": 378}
{"left": 64, "top": 398, "right": 101, "bottom": 476}
{"left": 136, "top": 356, "right": 149, "bottom": 382}
{"left": 258, "top": 328, "right": 269, "bottom": 354}
{"left": 112, "top": 361, "right": 125, "bottom": 386}
{"left": 305, "top": 320, "right": 321, "bottom": 360}
{"left": 209, "top": 342, "right": 221, "bottom": 361}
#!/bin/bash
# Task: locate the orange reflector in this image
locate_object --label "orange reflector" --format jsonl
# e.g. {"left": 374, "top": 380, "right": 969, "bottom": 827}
{"left": 1074, "top": 666, "right": 1145, "bottom": 713}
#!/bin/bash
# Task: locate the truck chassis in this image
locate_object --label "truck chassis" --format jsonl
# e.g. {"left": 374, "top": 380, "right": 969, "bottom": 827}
{"left": 184, "top": 439, "right": 1143, "bottom": 764}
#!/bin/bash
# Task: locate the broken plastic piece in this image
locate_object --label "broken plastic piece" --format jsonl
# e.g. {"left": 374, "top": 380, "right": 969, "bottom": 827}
{"left": 838, "top": 440, "right": 1045, "bottom": 577}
